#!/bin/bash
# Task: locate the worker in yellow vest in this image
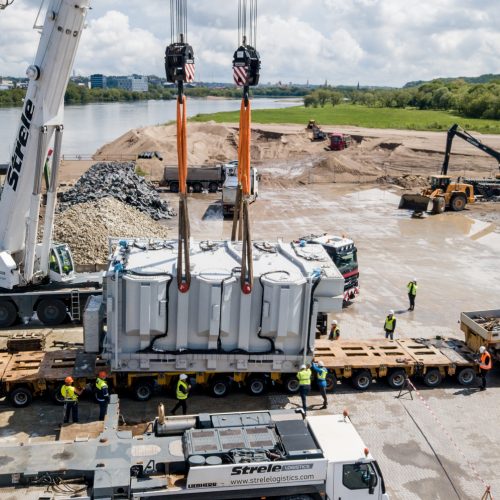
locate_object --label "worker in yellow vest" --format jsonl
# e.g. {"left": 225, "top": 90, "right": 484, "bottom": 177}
{"left": 172, "top": 374, "right": 191, "bottom": 415}
{"left": 478, "top": 346, "right": 492, "bottom": 391}
{"left": 296, "top": 364, "right": 312, "bottom": 414}
{"left": 329, "top": 320, "right": 340, "bottom": 340}
{"left": 95, "top": 371, "right": 110, "bottom": 421}
{"left": 61, "top": 376, "right": 83, "bottom": 424}
{"left": 384, "top": 310, "right": 396, "bottom": 340}
{"left": 407, "top": 278, "right": 418, "bottom": 311}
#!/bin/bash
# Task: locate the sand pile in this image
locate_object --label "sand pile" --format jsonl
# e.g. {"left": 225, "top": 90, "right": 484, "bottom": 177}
{"left": 58, "top": 162, "right": 175, "bottom": 220}
{"left": 377, "top": 174, "right": 430, "bottom": 189}
{"left": 53, "top": 197, "right": 169, "bottom": 264}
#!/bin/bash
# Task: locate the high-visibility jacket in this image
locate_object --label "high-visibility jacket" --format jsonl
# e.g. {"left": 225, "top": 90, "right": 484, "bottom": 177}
{"left": 61, "top": 385, "right": 78, "bottom": 402}
{"left": 480, "top": 351, "right": 492, "bottom": 370}
{"left": 95, "top": 378, "right": 109, "bottom": 402}
{"left": 329, "top": 326, "right": 340, "bottom": 340}
{"left": 407, "top": 282, "right": 417, "bottom": 296}
{"left": 296, "top": 368, "right": 312, "bottom": 386}
{"left": 176, "top": 380, "right": 189, "bottom": 400}
{"left": 384, "top": 316, "right": 396, "bottom": 331}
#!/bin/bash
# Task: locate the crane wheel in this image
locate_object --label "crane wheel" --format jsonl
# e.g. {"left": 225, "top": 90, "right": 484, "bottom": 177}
{"left": 0, "top": 300, "right": 18, "bottom": 328}
{"left": 450, "top": 194, "right": 466, "bottom": 211}
{"left": 36, "top": 299, "right": 67, "bottom": 326}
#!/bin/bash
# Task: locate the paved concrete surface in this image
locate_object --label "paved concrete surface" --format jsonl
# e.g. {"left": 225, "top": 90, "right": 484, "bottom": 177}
{"left": 1, "top": 184, "right": 499, "bottom": 499}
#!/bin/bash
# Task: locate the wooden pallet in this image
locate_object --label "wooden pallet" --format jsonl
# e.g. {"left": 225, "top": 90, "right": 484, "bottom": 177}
{"left": 314, "top": 339, "right": 413, "bottom": 369}
{"left": 2, "top": 351, "right": 45, "bottom": 382}
{"left": 0, "top": 353, "right": 11, "bottom": 380}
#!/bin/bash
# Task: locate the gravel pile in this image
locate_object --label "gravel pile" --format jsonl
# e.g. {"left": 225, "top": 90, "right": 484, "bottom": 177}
{"left": 58, "top": 162, "right": 175, "bottom": 220}
{"left": 377, "top": 174, "right": 430, "bottom": 189}
{"left": 53, "top": 197, "right": 169, "bottom": 264}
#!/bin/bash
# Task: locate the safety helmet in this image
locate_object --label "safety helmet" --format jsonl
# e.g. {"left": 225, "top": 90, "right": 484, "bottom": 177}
{"left": 98, "top": 371, "right": 107, "bottom": 379}
{"left": 65, "top": 376, "right": 73, "bottom": 384}
{"left": 413, "top": 278, "right": 418, "bottom": 282}
{"left": 331, "top": 320, "right": 338, "bottom": 325}
{"left": 300, "top": 364, "right": 306, "bottom": 370}
{"left": 479, "top": 346, "right": 486, "bottom": 354}
{"left": 317, "top": 361, "right": 325, "bottom": 367}
{"left": 179, "top": 374, "right": 188, "bottom": 380}
{"left": 388, "top": 310, "right": 394, "bottom": 315}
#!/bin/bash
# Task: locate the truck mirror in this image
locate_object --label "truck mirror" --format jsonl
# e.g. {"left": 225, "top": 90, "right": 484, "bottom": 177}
{"left": 368, "top": 472, "right": 376, "bottom": 494}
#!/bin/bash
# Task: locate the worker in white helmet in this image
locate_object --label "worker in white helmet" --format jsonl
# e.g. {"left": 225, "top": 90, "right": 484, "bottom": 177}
{"left": 407, "top": 278, "right": 418, "bottom": 311}
{"left": 384, "top": 310, "right": 396, "bottom": 340}
{"left": 311, "top": 359, "right": 329, "bottom": 409}
{"left": 477, "top": 346, "right": 492, "bottom": 391}
{"left": 172, "top": 374, "right": 191, "bottom": 415}
{"left": 329, "top": 320, "right": 340, "bottom": 341}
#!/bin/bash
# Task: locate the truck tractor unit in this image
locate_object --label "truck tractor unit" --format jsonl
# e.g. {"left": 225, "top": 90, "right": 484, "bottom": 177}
{"left": 0, "top": 396, "right": 389, "bottom": 499}
{"left": 222, "top": 165, "right": 259, "bottom": 217}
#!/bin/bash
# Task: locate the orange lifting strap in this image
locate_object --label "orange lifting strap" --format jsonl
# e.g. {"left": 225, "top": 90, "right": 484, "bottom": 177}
{"left": 232, "top": 96, "right": 253, "bottom": 294}
{"left": 176, "top": 95, "right": 191, "bottom": 292}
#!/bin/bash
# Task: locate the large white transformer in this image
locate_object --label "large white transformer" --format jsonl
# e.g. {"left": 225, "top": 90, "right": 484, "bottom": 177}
{"left": 102, "top": 239, "right": 344, "bottom": 373}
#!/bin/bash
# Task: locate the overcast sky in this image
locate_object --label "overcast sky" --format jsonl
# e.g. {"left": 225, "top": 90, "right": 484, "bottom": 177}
{"left": 0, "top": 0, "right": 499, "bottom": 86}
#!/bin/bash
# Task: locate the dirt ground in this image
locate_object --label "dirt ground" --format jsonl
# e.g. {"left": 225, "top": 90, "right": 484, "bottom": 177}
{"left": 1, "top": 124, "right": 500, "bottom": 499}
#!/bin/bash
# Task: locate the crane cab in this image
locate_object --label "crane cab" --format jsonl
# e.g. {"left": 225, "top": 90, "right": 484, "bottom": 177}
{"left": 47, "top": 244, "right": 75, "bottom": 281}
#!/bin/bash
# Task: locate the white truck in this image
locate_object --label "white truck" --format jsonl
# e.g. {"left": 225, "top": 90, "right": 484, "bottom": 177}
{"left": 0, "top": 0, "right": 102, "bottom": 327}
{"left": 222, "top": 162, "right": 259, "bottom": 217}
{"left": 0, "top": 396, "right": 390, "bottom": 499}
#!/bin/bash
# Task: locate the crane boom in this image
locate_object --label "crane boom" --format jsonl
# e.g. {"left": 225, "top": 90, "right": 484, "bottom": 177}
{"left": 0, "top": 0, "right": 90, "bottom": 289}
{"left": 441, "top": 123, "right": 500, "bottom": 175}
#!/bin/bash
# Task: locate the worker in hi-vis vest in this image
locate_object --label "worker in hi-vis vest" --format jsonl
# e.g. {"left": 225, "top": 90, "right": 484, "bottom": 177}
{"left": 95, "top": 371, "right": 110, "bottom": 421}
{"left": 311, "top": 360, "right": 329, "bottom": 409}
{"left": 384, "top": 310, "right": 396, "bottom": 340}
{"left": 407, "top": 278, "right": 418, "bottom": 311}
{"left": 61, "top": 376, "right": 83, "bottom": 424}
{"left": 329, "top": 320, "right": 340, "bottom": 340}
{"left": 172, "top": 374, "right": 191, "bottom": 415}
{"left": 296, "top": 364, "right": 312, "bottom": 414}
{"left": 478, "top": 346, "right": 492, "bottom": 391}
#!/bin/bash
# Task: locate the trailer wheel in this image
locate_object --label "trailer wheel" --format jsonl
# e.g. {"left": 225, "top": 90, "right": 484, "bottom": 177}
{"left": 10, "top": 387, "right": 33, "bottom": 408}
{"left": 283, "top": 375, "right": 300, "bottom": 394}
{"left": 133, "top": 381, "right": 153, "bottom": 401}
{"left": 36, "top": 299, "right": 67, "bottom": 326}
{"left": 170, "top": 181, "right": 179, "bottom": 193}
{"left": 352, "top": 370, "right": 372, "bottom": 391}
{"left": 457, "top": 367, "right": 475, "bottom": 386}
{"left": 52, "top": 384, "right": 66, "bottom": 405}
{"left": 246, "top": 377, "right": 267, "bottom": 396}
{"left": 192, "top": 182, "right": 203, "bottom": 193}
{"left": 208, "top": 182, "right": 218, "bottom": 193}
{"left": 423, "top": 369, "right": 442, "bottom": 387}
{"left": 0, "top": 300, "right": 17, "bottom": 328}
{"left": 210, "top": 377, "right": 230, "bottom": 398}
{"left": 387, "top": 369, "right": 406, "bottom": 389}
{"left": 450, "top": 194, "right": 467, "bottom": 211}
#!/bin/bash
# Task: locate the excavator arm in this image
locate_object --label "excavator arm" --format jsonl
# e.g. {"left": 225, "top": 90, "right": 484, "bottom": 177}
{"left": 441, "top": 124, "right": 500, "bottom": 175}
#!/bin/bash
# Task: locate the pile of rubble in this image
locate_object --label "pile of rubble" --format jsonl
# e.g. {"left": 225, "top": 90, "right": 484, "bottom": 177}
{"left": 377, "top": 174, "right": 430, "bottom": 189}
{"left": 52, "top": 197, "right": 169, "bottom": 264}
{"left": 58, "top": 162, "right": 175, "bottom": 220}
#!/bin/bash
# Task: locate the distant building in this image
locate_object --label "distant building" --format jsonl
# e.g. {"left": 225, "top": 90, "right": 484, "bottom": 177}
{"left": 90, "top": 74, "right": 107, "bottom": 89}
{"left": 107, "top": 75, "right": 148, "bottom": 92}
{"left": 0, "top": 79, "right": 14, "bottom": 90}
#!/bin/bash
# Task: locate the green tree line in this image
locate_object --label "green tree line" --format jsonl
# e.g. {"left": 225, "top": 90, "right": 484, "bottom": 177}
{"left": 304, "top": 79, "right": 500, "bottom": 120}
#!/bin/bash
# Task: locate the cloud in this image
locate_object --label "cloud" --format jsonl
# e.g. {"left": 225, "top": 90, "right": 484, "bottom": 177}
{"left": 0, "top": 0, "right": 499, "bottom": 86}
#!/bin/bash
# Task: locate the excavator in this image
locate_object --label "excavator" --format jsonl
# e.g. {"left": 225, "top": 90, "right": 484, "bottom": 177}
{"left": 399, "top": 124, "right": 481, "bottom": 214}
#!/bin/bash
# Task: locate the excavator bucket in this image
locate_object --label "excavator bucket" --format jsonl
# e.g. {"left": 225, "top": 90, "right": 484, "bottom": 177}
{"left": 398, "top": 193, "right": 431, "bottom": 212}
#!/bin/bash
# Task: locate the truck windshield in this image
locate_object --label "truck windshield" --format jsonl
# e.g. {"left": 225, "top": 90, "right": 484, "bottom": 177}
{"left": 328, "top": 248, "right": 358, "bottom": 275}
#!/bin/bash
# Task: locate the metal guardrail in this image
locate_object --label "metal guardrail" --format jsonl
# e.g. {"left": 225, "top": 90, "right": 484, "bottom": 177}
{"left": 60, "top": 154, "right": 138, "bottom": 161}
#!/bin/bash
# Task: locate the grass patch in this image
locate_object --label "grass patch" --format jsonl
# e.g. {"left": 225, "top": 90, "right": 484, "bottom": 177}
{"left": 191, "top": 104, "right": 500, "bottom": 134}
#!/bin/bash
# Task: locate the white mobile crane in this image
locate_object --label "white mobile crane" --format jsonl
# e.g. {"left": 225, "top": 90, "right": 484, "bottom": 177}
{"left": 0, "top": 0, "right": 101, "bottom": 328}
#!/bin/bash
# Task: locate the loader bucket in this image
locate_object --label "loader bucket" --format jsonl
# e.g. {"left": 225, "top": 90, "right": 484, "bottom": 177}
{"left": 399, "top": 193, "right": 431, "bottom": 212}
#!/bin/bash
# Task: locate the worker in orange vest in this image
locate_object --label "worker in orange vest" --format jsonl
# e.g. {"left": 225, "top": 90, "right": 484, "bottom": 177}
{"left": 478, "top": 346, "right": 492, "bottom": 391}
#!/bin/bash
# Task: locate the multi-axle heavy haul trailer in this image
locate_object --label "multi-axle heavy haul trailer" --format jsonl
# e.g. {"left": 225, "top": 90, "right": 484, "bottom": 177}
{"left": 0, "top": 396, "right": 390, "bottom": 499}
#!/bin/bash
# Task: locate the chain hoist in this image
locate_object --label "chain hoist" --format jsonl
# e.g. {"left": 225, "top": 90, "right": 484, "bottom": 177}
{"left": 165, "top": 0, "right": 194, "bottom": 293}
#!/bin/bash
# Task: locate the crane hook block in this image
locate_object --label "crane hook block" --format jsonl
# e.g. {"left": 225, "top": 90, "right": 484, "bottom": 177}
{"left": 233, "top": 45, "right": 261, "bottom": 87}
{"left": 165, "top": 43, "right": 195, "bottom": 84}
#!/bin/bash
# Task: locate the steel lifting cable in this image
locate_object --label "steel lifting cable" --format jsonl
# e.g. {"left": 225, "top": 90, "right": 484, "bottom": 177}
{"left": 165, "top": 0, "right": 194, "bottom": 292}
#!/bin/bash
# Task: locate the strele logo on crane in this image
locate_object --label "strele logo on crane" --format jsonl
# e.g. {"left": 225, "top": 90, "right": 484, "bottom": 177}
{"left": 6, "top": 98, "right": 35, "bottom": 192}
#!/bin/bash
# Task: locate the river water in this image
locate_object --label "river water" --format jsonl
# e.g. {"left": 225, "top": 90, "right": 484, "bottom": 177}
{"left": 0, "top": 97, "right": 300, "bottom": 161}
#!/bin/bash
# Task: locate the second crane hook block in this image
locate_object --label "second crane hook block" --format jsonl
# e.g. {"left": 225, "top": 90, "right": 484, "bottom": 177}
{"left": 165, "top": 43, "right": 195, "bottom": 83}
{"left": 233, "top": 45, "right": 260, "bottom": 87}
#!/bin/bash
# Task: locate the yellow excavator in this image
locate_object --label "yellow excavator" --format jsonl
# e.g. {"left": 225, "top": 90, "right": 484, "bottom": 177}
{"left": 399, "top": 124, "right": 476, "bottom": 214}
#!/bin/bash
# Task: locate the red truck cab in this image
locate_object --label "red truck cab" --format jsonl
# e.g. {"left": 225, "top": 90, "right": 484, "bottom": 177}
{"left": 329, "top": 133, "right": 351, "bottom": 151}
